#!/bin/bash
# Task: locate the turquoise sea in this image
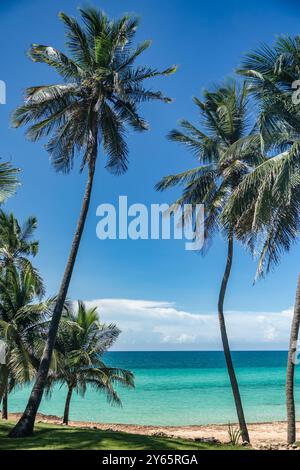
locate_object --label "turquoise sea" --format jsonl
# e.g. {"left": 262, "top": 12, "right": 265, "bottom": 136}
{"left": 8, "top": 351, "right": 300, "bottom": 425}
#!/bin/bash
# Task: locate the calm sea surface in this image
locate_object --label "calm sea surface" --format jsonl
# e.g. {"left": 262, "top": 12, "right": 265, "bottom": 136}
{"left": 9, "top": 351, "right": 300, "bottom": 425}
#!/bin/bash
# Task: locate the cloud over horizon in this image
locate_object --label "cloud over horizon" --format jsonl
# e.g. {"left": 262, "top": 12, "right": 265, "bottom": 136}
{"left": 83, "top": 298, "right": 293, "bottom": 351}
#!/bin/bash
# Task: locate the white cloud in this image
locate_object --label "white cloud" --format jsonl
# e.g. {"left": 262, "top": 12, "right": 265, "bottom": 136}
{"left": 83, "top": 299, "right": 293, "bottom": 351}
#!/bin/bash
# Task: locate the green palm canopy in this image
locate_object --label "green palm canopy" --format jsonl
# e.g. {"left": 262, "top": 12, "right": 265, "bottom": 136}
{"left": 156, "top": 80, "right": 263, "bottom": 248}
{"left": 0, "top": 211, "right": 43, "bottom": 295}
{"left": 223, "top": 36, "right": 300, "bottom": 278}
{"left": 0, "top": 162, "right": 19, "bottom": 204}
{"left": 12, "top": 7, "right": 176, "bottom": 174}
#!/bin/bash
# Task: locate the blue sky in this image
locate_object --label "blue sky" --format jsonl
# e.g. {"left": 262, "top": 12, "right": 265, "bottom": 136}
{"left": 0, "top": 0, "right": 299, "bottom": 349}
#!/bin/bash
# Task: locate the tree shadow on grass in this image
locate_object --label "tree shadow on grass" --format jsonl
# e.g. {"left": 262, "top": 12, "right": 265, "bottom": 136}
{"left": 0, "top": 421, "right": 239, "bottom": 451}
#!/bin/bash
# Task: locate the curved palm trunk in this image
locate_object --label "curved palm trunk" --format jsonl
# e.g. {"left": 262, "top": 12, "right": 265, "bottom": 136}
{"left": 286, "top": 274, "right": 300, "bottom": 444}
{"left": 2, "top": 389, "right": 8, "bottom": 420}
{"left": 9, "top": 138, "right": 97, "bottom": 438}
{"left": 218, "top": 234, "right": 250, "bottom": 443}
{"left": 63, "top": 387, "right": 73, "bottom": 425}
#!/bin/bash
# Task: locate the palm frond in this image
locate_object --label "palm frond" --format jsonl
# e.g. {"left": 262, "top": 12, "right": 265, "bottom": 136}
{"left": 0, "top": 162, "right": 20, "bottom": 203}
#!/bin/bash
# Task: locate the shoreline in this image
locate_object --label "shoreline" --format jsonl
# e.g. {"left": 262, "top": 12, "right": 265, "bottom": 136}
{"left": 8, "top": 412, "right": 300, "bottom": 448}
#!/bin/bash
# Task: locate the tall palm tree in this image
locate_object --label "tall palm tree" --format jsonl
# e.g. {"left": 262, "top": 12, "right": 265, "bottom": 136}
{"left": 156, "top": 81, "right": 264, "bottom": 443}
{"left": 10, "top": 7, "right": 176, "bottom": 437}
{"left": 0, "top": 266, "right": 51, "bottom": 419}
{"left": 49, "top": 301, "right": 134, "bottom": 425}
{"left": 224, "top": 36, "right": 300, "bottom": 444}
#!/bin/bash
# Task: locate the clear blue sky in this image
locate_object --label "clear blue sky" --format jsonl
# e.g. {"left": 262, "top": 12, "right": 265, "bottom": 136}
{"left": 0, "top": 0, "right": 299, "bottom": 332}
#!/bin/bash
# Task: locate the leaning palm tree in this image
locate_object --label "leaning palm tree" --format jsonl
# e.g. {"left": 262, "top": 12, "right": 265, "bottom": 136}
{"left": 49, "top": 301, "right": 134, "bottom": 425}
{"left": 156, "top": 81, "right": 264, "bottom": 443}
{"left": 0, "top": 266, "right": 51, "bottom": 419}
{"left": 224, "top": 36, "right": 300, "bottom": 444}
{"left": 10, "top": 7, "right": 176, "bottom": 437}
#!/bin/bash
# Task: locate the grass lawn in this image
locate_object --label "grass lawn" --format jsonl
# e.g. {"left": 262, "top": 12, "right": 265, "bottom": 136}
{"left": 0, "top": 420, "right": 244, "bottom": 450}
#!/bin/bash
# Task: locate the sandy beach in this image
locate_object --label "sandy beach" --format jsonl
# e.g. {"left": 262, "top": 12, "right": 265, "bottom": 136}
{"left": 8, "top": 413, "right": 300, "bottom": 449}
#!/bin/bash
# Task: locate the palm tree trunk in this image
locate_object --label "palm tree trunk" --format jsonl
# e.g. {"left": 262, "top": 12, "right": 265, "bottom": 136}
{"left": 2, "top": 389, "right": 8, "bottom": 420}
{"left": 9, "top": 136, "right": 97, "bottom": 438}
{"left": 218, "top": 233, "right": 250, "bottom": 443}
{"left": 63, "top": 387, "right": 73, "bottom": 425}
{"left": 286, "top": 274, "right": 300, "bottom": 444}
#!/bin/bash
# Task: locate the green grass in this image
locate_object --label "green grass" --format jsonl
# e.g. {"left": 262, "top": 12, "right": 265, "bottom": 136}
{"left": 0, "top": 420, "right": 244, "bottom": 450}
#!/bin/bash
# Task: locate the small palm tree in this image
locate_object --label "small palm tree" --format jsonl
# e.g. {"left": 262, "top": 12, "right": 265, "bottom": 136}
{"left": 49, "top": 301, "right": 134, "bottom": 425}
{"left": 0, "top": 211, "right": 43, "bottom": 419}
{"left": 10, "top": 7, "right": 176, "bottom": 437}
{"left": 225, "top": 36, "right": 300, "bottom": 444}
{"left": 0, "top": 266, "right": 51, "bottom": 419}
{"left": 156, "top": 81, "right": 264, "bottom": 443}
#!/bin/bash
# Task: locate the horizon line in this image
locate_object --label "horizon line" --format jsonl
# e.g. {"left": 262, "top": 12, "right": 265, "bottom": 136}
{"left": 108, "top": 349, "right": 289, "bottom": 353}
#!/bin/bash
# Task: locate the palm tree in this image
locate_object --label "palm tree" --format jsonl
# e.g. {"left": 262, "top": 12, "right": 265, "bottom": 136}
{"left": 10, "top": 7, "right": 176, "bottom": 437}
{"left": 0, "top": 266, "right": 51, "bottom": 419}
{"left": 156, "top": 81, "right": 264, "bottom": 443}
{"left": 49, "top": 301, "right": 134, "bottom": 425}
{"left": 0, "top": 211, "right": 43, "bottom": 418}
{"left": 224, "top": 36, "right": 300, "bottom": 444}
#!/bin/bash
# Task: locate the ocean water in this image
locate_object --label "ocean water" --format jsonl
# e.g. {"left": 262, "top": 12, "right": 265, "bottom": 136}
{"left": 8, "top": 351, "right": 300, "bottom": 425}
